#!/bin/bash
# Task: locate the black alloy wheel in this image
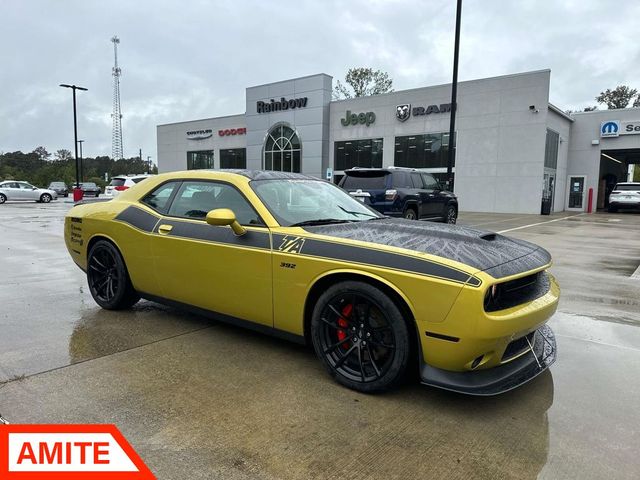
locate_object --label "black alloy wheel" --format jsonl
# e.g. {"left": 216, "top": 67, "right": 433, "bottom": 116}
{"left": 403, "top": 207, "right": 417, "bottom": 220}
{"left": 0, "top": 194, "right": 5, "bottom": 204}
{"left": 445, "top": 205, "right": 457, "bottom": 224}
{"left": 311, "top": 281, "right": 410, "bottom": 393}
{"left": 87, "top": 240, "right": 139, "bottom": 310}
{"left": 40, "top": 193, "right": 52, "bottom": 203}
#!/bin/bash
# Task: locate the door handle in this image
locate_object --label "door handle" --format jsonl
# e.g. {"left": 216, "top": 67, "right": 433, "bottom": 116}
{"left": 158, "top": 224, "right": 173, "bottom": 235}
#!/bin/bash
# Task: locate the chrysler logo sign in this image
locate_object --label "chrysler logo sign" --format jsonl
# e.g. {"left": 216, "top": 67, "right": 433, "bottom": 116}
{"left": 395, "top": 103, "right": 454, "bottom": 122}
{"left": 186, "top": 129, "right": 213, "bottom": 140}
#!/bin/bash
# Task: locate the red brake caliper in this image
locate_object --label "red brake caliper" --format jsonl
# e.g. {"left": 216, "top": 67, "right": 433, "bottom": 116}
{"left": 337, "top": 304, "right": 353, "bottom": 349}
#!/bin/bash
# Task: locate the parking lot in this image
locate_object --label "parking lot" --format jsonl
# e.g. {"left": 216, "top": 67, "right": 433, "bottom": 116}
{"left": 1, "top": 201, "right": 639, "bottom": 479}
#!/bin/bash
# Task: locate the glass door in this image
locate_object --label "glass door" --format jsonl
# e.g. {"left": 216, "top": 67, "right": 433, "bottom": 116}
{"left": 567, "top": 175, "right": 586, "bottom": 211}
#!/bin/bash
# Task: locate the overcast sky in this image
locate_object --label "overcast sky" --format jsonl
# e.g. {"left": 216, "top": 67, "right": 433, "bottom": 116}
{"left": 1, "top": 0, "right": 639, "bottom": 163}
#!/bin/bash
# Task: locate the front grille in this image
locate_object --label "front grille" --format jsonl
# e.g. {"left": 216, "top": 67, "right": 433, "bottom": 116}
{"left": 484, "top": 271, "right": 550, "bottom": 312}
{"left": 502, "top": 331, "right": 535, "bottom": 362}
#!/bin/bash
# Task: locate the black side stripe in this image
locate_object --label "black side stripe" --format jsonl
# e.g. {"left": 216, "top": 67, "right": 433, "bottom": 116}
{"left": 114, "top": 206, "right": 160, "bottom": 232}
{"left": 274, "top": 234, "right": 481, "bottom": 286}
{"left": 153, "top": 219, "right": 271, "bottom": 250}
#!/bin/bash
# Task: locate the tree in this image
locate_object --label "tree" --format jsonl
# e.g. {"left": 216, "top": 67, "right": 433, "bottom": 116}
{"left": 54, "top": 149, "right": 73, "bottom": 162}
{"left": 33, "top": 146, "right": 51, "bottom": 162}
{"left": 595, "top": 85, "right": 638, "bottom": 109}
{"left": 333, "top": 67, "right": 393, "bottom": 99}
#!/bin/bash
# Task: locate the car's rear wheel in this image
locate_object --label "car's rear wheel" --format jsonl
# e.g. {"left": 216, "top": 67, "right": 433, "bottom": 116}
{"left": 311, "top": 281, "right": 410, "bottom": 393}
{"left": 403, "top": 207, "right": 418, "bottom": 220}
{"left": 87, "top": 240, "right": 140, "bottom": 310}
{"left": 608, "top": 205, "right": 618, "bottom": 213}
{"left": 445, "top": 205, "right": 457, "bottom": 224}
{"left": 0, "top": 193, "right": 6, "bottom": 204}
{"left": 40, "top": 193, "right": 52, "bottom": 203}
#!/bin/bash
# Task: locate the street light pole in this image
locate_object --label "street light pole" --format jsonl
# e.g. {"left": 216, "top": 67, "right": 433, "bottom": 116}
{"left": 446, "top": 0, "right": 462, "bottom": 191}
{"left": 147, "top": 156, "right": 152, "bottom": 174}
{"left": 77, "top": 140, "right": 84, "bottom": 183}
{"left": 60, "top": 84, "right": 88, "bottom": 188}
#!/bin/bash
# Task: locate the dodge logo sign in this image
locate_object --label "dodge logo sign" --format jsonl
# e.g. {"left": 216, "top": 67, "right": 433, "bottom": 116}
{"left": 396, "top": 104, "right": 411, "bottom": 122}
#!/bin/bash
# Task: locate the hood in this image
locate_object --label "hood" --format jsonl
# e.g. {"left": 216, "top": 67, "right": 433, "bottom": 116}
{"left": 303, "top": 218, "right": 551, "bottom": 279}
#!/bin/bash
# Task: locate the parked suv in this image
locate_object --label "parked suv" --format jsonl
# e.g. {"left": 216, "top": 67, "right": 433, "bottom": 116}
{"left": 338, "top": 167, "right": 458, "bottom": 223}
{"left": 105, "top": 174, "right": 154, "bottom": 197}
{"left": 608, "top": 182, "right": 640, "bottom": 212}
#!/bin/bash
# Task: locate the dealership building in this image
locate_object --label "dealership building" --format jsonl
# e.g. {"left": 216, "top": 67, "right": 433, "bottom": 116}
{"left": 157, "top": 70, "right": 640, "bottom": 214}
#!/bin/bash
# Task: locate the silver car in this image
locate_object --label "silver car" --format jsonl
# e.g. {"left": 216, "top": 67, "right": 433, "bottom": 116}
{"left": 0, "top": 181, "right": 58, "bottom": 204}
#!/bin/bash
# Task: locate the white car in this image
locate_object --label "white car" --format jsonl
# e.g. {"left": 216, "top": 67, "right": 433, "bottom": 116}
{"left": 608, "top": 182, "right": 640, "bottom": 212}
{"left": 104, "top": 174, "right": 154, "bottom": 197}
{"left": 0, "top": 181, "right": 58, "bottom": 204}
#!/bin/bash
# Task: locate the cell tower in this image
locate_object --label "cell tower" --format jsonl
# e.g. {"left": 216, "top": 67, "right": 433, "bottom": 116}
{"left": 111, "top": 35, "right": 124, "bottom": 160}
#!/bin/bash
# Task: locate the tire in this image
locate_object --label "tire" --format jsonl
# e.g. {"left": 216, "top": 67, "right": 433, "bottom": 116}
{"left": 310, "top": 281, "right": 411, "bottom": 393}
{"left": 0, "top": 194, "right": 5, "bottom": 204}
{"left": 64, "top": 193, "right": 69, "bottom": 198}
{"left": 444, "top": 205, "right": 457, "bottom": 224}
{"left": 403, "top": 207, "right": 418, "bottom": 220}
{"left": 95, "top": 193, "right": 100, "bottom": 197}
{"left": 608, "top": 206, "right": 618, "bottom": 213}
{"left": 87, "top": 240, "right": 140, "bottom": 310}
{"left": 40, "top": 193, "right": 52, "bottom": 203}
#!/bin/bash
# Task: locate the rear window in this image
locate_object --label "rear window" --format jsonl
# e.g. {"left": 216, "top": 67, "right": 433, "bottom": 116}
{"left": 50, "top": 182, "right": 65, "bottom": 187}
{"left": 614, "top": 184, "right": 640, "bottom": 191}
{"left": 132, "top": 177, "right": 148, "bottom": 184}
{"left": 109, "top": 178, "right": 126, "bottom": 187}
{"left": 82, "top": 183, "right": 97, "bottom": 188}
{"left": 341, "top": 173, "right": 388, "bottom": 190}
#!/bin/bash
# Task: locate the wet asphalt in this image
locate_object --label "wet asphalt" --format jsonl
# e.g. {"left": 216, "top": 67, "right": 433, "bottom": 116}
{"left": 1, "top": 201, "right": 639, "bottom": 479}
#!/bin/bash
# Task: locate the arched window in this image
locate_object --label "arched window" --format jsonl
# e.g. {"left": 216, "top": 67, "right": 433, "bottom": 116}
{"left": 263, "top": 123, "right": 301, "bottom": 173}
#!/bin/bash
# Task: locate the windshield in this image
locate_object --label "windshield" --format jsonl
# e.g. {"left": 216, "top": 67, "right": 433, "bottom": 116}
{"left": 49, "top": 182, "right": 65, "bottom": 187}
{"left": 251, "top": 179, "right": 383, "bottom": 227}
{"left": 82, "top": 183, "right": 96, "bottom": 187}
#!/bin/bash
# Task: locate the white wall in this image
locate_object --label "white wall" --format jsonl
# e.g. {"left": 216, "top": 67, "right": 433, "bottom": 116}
{"left": 157, "top": 114, "right": 246, "bottom": 173}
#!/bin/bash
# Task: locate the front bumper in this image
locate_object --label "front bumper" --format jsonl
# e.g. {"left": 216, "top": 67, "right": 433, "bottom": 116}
{"left": 420, "top": 324, "right": 556, "bottom": 396}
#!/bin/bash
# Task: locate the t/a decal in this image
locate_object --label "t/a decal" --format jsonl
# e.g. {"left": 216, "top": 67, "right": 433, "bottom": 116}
{"left": 278, "top": 236, "right": 306, "bottom": 254}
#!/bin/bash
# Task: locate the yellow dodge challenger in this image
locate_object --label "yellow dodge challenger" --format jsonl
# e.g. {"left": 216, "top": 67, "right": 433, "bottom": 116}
{"left": 64, "top": 170, "right": 558, "bottom": 395}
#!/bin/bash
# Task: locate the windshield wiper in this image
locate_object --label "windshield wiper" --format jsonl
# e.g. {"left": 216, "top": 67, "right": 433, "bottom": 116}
{"left": 337, "top": 205, "right": 378, "bottom": 218}
{"left": 290, "top": 219, "right": 355, "bottom": 227}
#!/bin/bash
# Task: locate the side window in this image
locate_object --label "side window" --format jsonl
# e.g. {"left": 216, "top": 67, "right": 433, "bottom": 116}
{"left": 410, "top": 173, "right": 424, "bottom": 189}
{"left": 392, "top": 172, "right": 413, "bottom": 188}
{"left": 141, "top": 182, "right": 179, "bottom": 214}
{"left": 421, "top": 173, "right": 440, "bottom": 190}
{"left": 167, "top": 181, "right": 262, "bottom": 225}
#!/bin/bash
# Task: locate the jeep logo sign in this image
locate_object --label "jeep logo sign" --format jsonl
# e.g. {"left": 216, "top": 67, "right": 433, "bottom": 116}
{"left": 341, "top": 110, "right": 376, "bottom": 127}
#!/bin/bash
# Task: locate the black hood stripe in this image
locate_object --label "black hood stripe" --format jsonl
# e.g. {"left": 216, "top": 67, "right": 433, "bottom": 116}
{"left": 114, "top": 206, "right": 160, "bottom": 232}
{"left": 273, "top": 234, "right": 481, "bottom": 286}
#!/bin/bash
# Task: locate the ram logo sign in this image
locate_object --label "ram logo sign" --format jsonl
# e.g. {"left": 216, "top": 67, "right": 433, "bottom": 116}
{"left": 601, "top": 121, "right": 620, "bottom": 138}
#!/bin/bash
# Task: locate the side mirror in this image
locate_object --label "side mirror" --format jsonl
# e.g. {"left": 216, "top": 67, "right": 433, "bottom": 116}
{"left": 32, "top": 187, "right": 38, "bottom": 190}
{"left": 205, "top": 208, "right": 246, "bottom": 236}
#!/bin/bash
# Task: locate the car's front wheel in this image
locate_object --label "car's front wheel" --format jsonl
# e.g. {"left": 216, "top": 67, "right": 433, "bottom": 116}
{"left": 403, "top": 207, "right": 418, "bottom": 220}
{"left": 40, "top": 193, "right": 52, "bottom": 203}
{"left": 87, "top": 240, "right": 140, "bottom": 310}
{"left": 0, "top": 193, "right": 6, "bottom": 204}
{"left": 311, "top": 281, "right": 411, "bottom": 393}
{"left": 445, "top": 205, "right": 457, "bottom": 224}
